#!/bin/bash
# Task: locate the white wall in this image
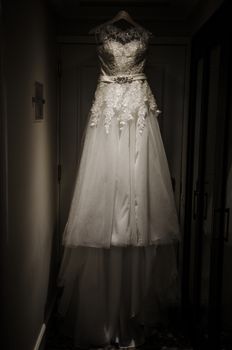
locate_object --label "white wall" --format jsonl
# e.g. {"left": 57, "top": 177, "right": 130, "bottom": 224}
{"left": 2, "top": 0, "right": 57, "bottom": 349}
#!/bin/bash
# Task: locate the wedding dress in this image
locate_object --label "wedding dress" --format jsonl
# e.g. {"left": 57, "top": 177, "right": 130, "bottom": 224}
{"left": 57, "top": 23, "right": 181, "bottom": 348}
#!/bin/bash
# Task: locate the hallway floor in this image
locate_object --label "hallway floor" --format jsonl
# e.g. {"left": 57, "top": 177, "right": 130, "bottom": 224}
{"left": 44, "top": 312, "right": 193, "bottom": 350}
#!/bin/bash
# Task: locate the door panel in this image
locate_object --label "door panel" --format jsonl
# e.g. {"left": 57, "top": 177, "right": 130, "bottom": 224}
{"left": 59, "top": 44, "right": 99, "bottom": 236}
{"left": 221, "top": 68, "right": 232, "bottom": 347}
{"left": 187, "top": 42, "right": 229, "bottom": 346}
{"left": 200, "top": 44, "right": 221, "bottom": 330}
{"left": 189, "top": 57, "right": 204, "bottom": 306}
{"left": 185, "top": 3, "right": 232, "bottom": 345}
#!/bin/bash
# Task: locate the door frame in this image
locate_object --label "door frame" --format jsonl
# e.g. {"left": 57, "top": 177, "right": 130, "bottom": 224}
{"left": 0, "top": 0, "right": 8, "bottom": 251}
{"left": 0, "top": 1, "right": 9, "bottom": 340}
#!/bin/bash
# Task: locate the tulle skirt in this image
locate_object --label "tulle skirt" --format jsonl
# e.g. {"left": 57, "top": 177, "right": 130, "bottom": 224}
{"left": 57, "top": 81, "right": 181, "bottom": 347}
{"left": 62, "top": 105, "right": 180, "bottom": 248}
{"left": 57, "top": 244, "right": 180, "bottom": 348}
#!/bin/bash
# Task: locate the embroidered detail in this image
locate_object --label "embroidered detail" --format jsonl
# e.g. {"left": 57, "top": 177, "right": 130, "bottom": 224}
{"left": 94, "top": 23, "right": 152, "bottom": 44}
{"left": 89, "top": 80, "right": 160, "bottom": 135}
{"left": 113, "top": 76, "right": 134, "bottom": 84}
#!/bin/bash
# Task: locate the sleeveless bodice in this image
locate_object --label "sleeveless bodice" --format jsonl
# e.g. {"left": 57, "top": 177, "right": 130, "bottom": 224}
{"left": 95, "top": 24, "right": 151, "bottom": 76}
{"left": 88, "top": 24, "right": 161, "bottom": 135}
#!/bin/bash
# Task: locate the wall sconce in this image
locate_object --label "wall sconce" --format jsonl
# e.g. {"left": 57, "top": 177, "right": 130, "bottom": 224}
{"left": 32, "top": 81, "right": 45, "bottom": 121}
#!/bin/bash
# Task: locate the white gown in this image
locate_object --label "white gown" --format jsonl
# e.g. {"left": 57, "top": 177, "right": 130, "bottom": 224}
{"left": 57, "top": 23, "right": 181, "bottom": 348}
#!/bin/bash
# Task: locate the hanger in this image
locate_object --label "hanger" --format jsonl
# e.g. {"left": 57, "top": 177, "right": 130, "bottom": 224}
{"left": 89, "top": 10, "right": 143, "bottom": 34}
{"left": 108, "top": 10, "right": 141, "bottom": 27}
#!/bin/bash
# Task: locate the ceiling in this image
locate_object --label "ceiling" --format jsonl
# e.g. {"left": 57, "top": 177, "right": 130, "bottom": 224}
{"left": 49, "top": 0, "right": 201, "bottom": 21}
{"left": 49, "top": 0, "right": 225, "bottom": 36}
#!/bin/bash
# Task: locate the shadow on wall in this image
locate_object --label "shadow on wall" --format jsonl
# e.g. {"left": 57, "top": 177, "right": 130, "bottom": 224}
{"left": 2, "top": 0, "right": 58, "bottom": 349}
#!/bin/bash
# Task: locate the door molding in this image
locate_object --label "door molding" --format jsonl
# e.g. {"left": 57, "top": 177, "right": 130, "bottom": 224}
{"left": 0, "top": 0, "right": 8, "bottom": 247}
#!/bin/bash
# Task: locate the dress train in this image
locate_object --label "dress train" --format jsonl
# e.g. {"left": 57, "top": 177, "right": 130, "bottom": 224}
{"left": 57, "top": 244, "right": 179, "bottom": 348}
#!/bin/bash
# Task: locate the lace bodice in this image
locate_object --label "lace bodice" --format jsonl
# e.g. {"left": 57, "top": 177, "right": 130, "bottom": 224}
{"left": 95, "top": 24, "right": 151, "bottom": 76}
{"left": 89, "top": 24, "right": 161, "bottom": 134}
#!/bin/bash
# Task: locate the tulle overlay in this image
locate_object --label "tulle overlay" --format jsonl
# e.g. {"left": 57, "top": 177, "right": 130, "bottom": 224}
{"left": 57, "top": 244, "right": 180, "bottom": 348}
{"left": 62, "top": 80, "right": 180, "bottom": 248}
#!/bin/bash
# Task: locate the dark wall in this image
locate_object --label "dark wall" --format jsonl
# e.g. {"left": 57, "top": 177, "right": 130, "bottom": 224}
{"left": 2, "top": 0, "right": 57, "bottom": 349}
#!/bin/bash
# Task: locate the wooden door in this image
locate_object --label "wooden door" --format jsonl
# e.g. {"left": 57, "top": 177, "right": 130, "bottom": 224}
{"left": 220, "top": 42, "right": 232, "bottom": 349}
{"left": 57, "top": 43, "right": 99, "bottom": 251}
{"left": 183, "top": 2, "right": 231, "bottom": 347}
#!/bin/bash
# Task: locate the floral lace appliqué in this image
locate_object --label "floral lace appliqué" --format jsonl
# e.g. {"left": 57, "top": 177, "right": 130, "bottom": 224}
{"left": 94, "top": 23, "right": 152, "bottom": 45}
{"left": 89, "top": 24, "right": 160, "bottom": 134}
{"left": 89, "top": 80, "right": 161, "bottom": 135}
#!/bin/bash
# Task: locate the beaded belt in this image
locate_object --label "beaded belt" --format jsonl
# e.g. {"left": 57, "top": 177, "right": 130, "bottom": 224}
{"left": 99, "top": 73, "right": 147, "bottom": 84}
